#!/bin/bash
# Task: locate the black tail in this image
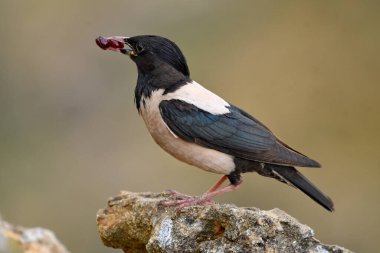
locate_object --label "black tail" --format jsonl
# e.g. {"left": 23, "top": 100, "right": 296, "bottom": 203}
{"left": 268, "top": 164, "right": 334, "bottom": 212}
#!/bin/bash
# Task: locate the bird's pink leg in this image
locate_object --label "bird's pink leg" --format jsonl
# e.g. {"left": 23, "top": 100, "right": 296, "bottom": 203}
{"left": 202, "top": 182, "right": 241, "bottom": 199}
{"left": 205, "top": 175, "right": 228, "bottom": 193}
{"left": 162, "top": 175, "right": 241, "bottom": 208}
{"left": 165, "top": 176, "right": 227, "bottom": 200}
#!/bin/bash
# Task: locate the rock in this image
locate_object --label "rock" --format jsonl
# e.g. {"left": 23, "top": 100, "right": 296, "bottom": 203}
{"left": 0, "top": 216, "right": 70, "bottom": 253}
{"left": 96, "top": 191, "right": 353, "bottom": 253}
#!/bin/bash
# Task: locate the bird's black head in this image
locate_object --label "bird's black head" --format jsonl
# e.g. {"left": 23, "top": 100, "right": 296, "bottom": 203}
{"left": 125, "top": 36, "right": 191, "bottom": 110}
{"left": 124, "top": 35, "right": 190, "bottom": 78}
{"left": 96, "top": 35, "right": 191, "bottom": 110}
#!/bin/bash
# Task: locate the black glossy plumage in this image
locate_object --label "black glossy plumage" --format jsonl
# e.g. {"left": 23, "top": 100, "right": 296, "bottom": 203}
{"left": 159, "top": 99, "right": 320, "bottom": 167}
{"left": 268, "top": 164, "right": 334, "bottom": 211}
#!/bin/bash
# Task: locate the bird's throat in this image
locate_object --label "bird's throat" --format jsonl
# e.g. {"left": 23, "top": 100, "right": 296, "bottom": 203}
{"left": 134, "top": 63, "right": 190, "bottom": 111}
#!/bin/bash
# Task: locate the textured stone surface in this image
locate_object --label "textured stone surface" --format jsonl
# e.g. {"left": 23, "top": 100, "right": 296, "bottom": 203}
{"left": 97, "top": 191, "right": 353, "bottom": 253}
{"left": 0, "top": 216, "right": 70, "bottom": 253}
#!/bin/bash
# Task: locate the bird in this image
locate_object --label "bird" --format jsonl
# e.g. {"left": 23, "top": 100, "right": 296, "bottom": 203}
{"left": 95, "top": 35, "right": 334, "bottom": 211}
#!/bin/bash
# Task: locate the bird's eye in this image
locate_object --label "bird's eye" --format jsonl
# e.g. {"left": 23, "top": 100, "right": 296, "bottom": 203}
{"left": 136, "top": 45, "right": 144, "bottom": 53}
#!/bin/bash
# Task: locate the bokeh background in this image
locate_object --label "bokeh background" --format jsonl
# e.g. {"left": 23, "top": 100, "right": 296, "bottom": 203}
{"left": 1, "top": 1, "right": 379, "bottom": 252}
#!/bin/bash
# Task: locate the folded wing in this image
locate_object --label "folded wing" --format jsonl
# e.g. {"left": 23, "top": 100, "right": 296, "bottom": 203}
{"left": 159, "top": 99, "right": 320, "bottom": 167}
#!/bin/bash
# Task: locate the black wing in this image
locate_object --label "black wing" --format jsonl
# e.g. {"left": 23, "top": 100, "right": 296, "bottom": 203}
{"left": 159, "top": 99, "right": 320, "bottom": 167}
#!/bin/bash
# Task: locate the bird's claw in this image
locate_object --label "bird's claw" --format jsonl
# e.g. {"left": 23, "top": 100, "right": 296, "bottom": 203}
{"left": 161, "top": 195, "right": 215, "bottom": 208}
{"left": 164, "top": 189, "right": 192, "bottom": 199}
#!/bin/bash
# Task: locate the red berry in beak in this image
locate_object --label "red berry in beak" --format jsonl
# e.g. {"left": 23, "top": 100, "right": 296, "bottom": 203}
{"left": 95, "top": 36, "right": 109, "bottom": 50}
{"left": 108, "top": 39, "right": 124, "bottom": 49}
{"left": 96, "top": 36, "right": 125, "bottom": 50}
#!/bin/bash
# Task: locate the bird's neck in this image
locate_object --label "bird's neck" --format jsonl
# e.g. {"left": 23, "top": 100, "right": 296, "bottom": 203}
{"left": 134, "top": 61, "right": 190, "bottom": 111}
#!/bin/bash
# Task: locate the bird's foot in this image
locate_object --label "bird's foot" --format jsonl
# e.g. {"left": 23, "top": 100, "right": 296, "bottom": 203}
{"left": 161, "top": 176, "right": 241, "bottom": 209}
{"left": 161, "top": 194, "right": 215, "bottom": 208}
{"left": 164, "top": 189, "right": 192, "bottom": 199}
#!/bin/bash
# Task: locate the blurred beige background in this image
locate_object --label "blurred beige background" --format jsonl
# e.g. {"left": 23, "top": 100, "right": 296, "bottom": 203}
{"left": 0, "top": 1, "right": 379, "bottom": 252}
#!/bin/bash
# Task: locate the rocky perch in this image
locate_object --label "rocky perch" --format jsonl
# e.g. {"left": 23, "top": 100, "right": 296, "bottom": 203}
{"left": 0, "top": 216, "right": 70, "bottom": 253}
{"left": 96, "top": 191, "right": 352, "bottom": 253}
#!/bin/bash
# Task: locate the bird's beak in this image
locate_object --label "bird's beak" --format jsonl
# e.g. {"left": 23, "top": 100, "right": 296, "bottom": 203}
{"left": 95, "top": 36, "right": 135, "bottom": 56}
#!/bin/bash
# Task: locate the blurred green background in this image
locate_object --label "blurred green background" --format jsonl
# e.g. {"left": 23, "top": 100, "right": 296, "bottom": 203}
{"left": 0, "top": 1, "right": 379, "bottom": 252}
